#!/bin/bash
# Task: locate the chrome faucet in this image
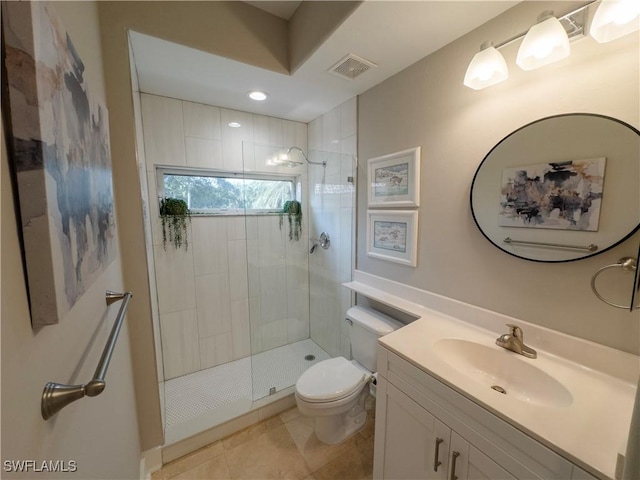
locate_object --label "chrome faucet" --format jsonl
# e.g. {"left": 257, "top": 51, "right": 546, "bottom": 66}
{"left": 496, "top": 324, "right": 537, "bottom": 359}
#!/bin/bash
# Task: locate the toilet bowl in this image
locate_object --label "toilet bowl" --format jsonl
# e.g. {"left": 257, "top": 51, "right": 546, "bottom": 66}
{"left": 295, "top": 357, "right": 371, "bottom": 444}
{"left": 295, "top": 306, "right": 403, "bottom": 444}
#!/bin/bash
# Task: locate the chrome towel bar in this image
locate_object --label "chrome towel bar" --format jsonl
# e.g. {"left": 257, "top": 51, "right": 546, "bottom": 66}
{"left": 41, "top": 290, "right": 133, "bottom": 420}
{"left": 503, "top": 237, "right": 598, "bottom": 252}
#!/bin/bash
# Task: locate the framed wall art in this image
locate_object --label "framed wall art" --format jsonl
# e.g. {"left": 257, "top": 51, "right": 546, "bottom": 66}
{"left": 366, "top": 210, "right": 418, "bottom": 267}
{"left": 367, "top": 147, "right": 421, "bottom": 207}
{"left": 2, "top": 2, "right": 117, "bottom": 326}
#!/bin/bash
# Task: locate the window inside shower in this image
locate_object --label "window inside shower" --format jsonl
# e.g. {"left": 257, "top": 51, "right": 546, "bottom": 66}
{"left": 157, "top": 168, "right": 296, "bottom": 214}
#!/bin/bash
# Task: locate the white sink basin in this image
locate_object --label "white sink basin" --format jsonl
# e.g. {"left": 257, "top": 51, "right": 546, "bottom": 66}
{"left": 433, "top": 338, "right": 573, "bottom": 408}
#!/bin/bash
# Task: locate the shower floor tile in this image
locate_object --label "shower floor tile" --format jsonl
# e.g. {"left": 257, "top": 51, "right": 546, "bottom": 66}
{"left": 164, "top": 339, "right": 330, "bottom": 432}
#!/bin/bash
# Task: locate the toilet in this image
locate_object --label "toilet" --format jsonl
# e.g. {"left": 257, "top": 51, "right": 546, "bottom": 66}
{"left": 295, "top": 305, "right": 403, "bottom": 444}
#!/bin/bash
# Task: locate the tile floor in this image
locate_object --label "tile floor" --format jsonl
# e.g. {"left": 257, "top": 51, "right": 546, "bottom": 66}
{"left": 153, "top": 399, "right": 376, "bottom": 480}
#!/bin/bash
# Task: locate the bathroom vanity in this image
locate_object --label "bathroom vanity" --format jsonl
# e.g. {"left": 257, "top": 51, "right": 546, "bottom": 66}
{"left": 375, "top": 346, "right": 597, "bottom": 479}
{"left": 344, "top": 274, "right": 638, "bottom": 480}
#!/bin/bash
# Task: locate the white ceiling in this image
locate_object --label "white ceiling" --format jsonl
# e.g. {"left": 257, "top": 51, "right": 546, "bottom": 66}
{"left": 130, "top": 1, "right": 517, "bottom": 124}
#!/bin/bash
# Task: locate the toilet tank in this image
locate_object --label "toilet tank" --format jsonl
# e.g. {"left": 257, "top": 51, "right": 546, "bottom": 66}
{"left": 346, "top": 306, "right": 403, "bottom": 372}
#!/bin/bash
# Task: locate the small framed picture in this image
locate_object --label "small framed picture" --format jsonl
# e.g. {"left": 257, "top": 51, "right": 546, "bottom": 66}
{"left": 366, "top": 210, "right": 418, "bottom": 267}
{"left": 367, "top": 147, "right": 421, "bottom": 207}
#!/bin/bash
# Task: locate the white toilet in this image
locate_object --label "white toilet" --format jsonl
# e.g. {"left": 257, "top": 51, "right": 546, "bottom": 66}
{"left": 295, "top": 305, "right": 403, "bottom": 444}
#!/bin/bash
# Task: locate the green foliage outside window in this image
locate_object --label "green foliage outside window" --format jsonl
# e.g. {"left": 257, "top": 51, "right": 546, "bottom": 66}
{"left": 163, "top": 174, "right": 292, "bottom": 211}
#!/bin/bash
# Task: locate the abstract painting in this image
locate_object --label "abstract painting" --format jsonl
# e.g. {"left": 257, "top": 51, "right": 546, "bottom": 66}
{"left": 499, "top": 158, "right": 606, "bottom": 231}
{"left": 367, "top": 210, "right": 418, "bottom": 266}
{"left": 2, "top": 2, "right": 116, "bottom": 326}
{"left": 368, "top": 147, "right": 420, "bottom": 207}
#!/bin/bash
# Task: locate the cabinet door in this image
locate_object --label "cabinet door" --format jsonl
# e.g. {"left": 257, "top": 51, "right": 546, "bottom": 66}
{"left": 449, "top": 432, "right": 516, "bottom": 480}
{"left": 380, "top": 382, "right": 450, "bottom": 479}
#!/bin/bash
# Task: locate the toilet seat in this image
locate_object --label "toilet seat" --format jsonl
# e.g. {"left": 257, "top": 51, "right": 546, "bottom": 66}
{"left": 296, "top": 357, "right": 370, "bottom": 403}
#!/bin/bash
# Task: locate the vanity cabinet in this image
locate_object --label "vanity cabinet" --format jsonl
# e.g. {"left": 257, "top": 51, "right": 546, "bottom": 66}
{"left": 379, "top": 380, "right": 513, "bottom": 479}
{"left": 373, "top": 346, "right": 600, "bottom": 480}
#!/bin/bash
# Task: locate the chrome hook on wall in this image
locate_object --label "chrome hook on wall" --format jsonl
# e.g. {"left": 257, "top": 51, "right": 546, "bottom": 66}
{"left": 310, "top": 232, "right": 330, "bottom": 254}
{"left": 590, "top": 257, "right": 637, "bottom": 309}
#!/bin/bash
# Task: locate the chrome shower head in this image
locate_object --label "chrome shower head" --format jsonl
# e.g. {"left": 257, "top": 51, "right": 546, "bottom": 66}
{"left": 287, "top": 146, "right": 327, "bottom": 168}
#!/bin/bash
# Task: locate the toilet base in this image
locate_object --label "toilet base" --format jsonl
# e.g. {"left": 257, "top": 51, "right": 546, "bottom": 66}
{"left": 315, "top": 404, "right": 367, "bottom": 444}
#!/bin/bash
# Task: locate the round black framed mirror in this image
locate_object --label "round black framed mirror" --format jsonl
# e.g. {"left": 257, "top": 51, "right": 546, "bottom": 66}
{"left": 631, "top": 240, "right": 640, "bottom": 311}
{"left": 470, "top": 113, "right": 640, "bottom": 263}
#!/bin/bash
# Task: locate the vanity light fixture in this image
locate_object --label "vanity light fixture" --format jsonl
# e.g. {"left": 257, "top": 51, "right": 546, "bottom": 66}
{"left": 516, "top": 11, "right": 571, "bottom": 71}
{"left": 248, "top": 90, "right": 269, "bottom": 101}
{"left": 590, "top": 0, "right": 640, "bottom": 43}
{"left": 463, "top": 1, "right": 636, "bottom": 90}
{"left": 463, "top": 41, "right": 509, "bottom": 90}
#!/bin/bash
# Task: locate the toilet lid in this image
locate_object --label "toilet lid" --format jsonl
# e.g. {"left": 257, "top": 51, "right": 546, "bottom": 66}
{"left": 296, "top": 357, "right": 369, "bottom": 403}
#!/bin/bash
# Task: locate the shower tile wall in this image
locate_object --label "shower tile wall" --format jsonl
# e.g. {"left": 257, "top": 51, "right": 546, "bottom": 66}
{"left": 140, "top": 93, "right": 308, "bottom": 380}
{"left": 307, "top": 97, "right": 357, "bottom": 359}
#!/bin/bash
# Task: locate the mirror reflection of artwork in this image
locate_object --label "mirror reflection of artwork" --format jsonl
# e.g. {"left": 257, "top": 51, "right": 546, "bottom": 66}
{"left": 375, "top": 163, "right": 409, "bottom": 197}
{"left": 499, "top": 158, "right": 606, "bottom": 231}
{"left": 374, "top": 221, "right": 408, "bottom": 252}
{"left": 3, "top": 2, "right": 117, "bottom": 326}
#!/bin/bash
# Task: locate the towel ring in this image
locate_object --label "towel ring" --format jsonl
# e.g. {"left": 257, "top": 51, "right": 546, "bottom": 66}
{"left": 590, "top": 257, "right": 637, "bottom": 309}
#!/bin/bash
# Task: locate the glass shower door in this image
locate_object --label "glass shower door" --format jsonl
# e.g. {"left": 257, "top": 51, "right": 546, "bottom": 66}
{"left": 245, "top": 144, "right": 356, "bottom": 403}
{"left": 241, "top": 141, "right": 356, "bottom": 403}
{"left": 307, "top": 150, "right": 357, "bottom": 361}
{"left": 243, "top": 141, "right": 313, "bottom": 402}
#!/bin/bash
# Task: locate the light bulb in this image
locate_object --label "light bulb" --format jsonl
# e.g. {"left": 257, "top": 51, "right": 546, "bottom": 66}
{"left": 248, "top": 91, "right": 268, "bottom": 101}
{"left": 533, "top": 41, "right": 554, "bottom": 59}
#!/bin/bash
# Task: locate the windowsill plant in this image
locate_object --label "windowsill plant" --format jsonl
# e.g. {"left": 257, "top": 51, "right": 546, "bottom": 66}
{"left": 279, "top": 200, "right": 302, "bottom": 241}
{"left": 159, "top": 197, "right": 191, "bottom": 250}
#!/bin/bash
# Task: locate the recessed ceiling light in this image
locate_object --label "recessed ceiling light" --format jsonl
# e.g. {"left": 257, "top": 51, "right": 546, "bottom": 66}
{"left": 248, "top": 90, "right": 269, "bottom": 101}
{"left": 228, "top": 122, "right": 242, "bottom": 128}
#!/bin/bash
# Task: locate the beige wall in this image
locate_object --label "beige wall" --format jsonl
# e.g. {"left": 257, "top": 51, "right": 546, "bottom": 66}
{"left": 1, "top": 2, "right": 141, "bottom": 478}
{"left": 289, "top": 1, "right": 362, "bottom": 73}
{"left": 358, "top": 1, "right": 640, "bottom": 354}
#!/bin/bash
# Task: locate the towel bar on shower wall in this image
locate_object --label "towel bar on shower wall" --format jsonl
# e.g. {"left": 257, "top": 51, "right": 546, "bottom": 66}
{"left": 41, "top": 290, "right": 133, "bottom": 420}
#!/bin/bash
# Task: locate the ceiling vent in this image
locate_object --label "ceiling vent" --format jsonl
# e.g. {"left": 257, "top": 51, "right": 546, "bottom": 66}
{"left": 328, "top": 53, "right": 377, "bottom": 80}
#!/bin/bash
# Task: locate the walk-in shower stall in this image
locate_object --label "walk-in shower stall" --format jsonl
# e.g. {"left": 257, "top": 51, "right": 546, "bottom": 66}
{"left": 137, "top": 92, "right": 357, "bottom": 449}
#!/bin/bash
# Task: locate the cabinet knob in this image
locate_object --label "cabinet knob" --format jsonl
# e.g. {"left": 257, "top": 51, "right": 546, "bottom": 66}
{"left": 450, "top": 451, "right": 460, "bottom": 480}
{"left": 433, "top": 437, "right": 443, "bottom": 472}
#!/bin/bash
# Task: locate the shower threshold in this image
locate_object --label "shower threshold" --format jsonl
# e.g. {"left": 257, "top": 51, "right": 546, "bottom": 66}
{"left": 163, "top": 339, "right": 330, "bottom": 446}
